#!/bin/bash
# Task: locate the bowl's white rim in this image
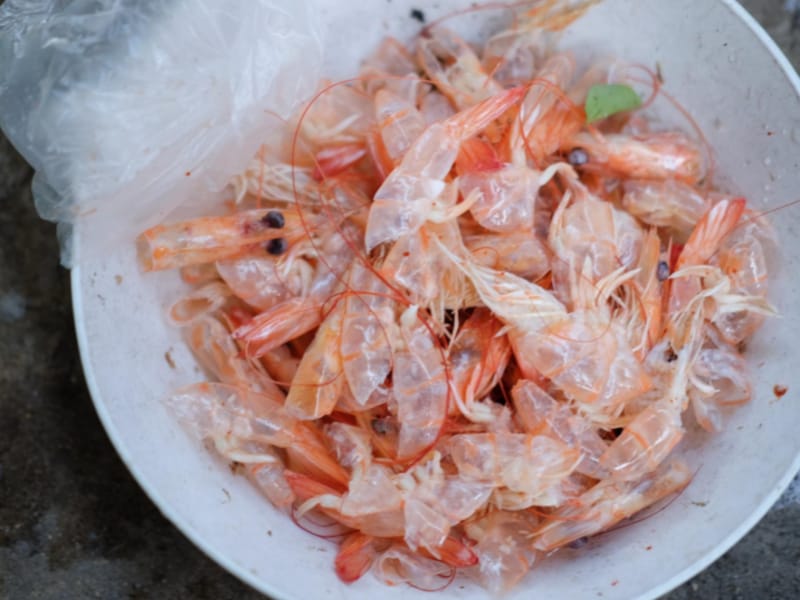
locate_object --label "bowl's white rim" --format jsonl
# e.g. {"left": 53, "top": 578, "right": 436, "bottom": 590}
{"left": 70, "top": 1, "right": 800, "bottom": 598}
{"left": 72, "top": 273, "right": 288, "bottom": 597}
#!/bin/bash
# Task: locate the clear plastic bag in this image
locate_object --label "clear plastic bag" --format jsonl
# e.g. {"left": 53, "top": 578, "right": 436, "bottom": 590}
{"left": 0, "top": 0, "right": 322, "bottom": 266}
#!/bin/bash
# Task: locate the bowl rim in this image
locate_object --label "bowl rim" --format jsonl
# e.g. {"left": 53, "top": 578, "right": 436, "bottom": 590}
{"left": 71, "top": 1, "right": 800, "bottom": 598}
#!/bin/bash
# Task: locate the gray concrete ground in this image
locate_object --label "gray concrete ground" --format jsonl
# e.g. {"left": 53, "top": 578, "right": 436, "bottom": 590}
{"left": 0, "top": 1, "right": 798, "bottom": 598}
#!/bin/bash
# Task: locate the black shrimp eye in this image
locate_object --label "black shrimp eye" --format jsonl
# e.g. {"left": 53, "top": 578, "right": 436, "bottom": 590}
{"left": 261, "top": 210, "right": 285, "bottom": 229}
{"left": 567, "top": 147, "right": 589, "bottom": 166}
{"left": 266, "top": 238, "right": 288, "bottom": 255}
{"left": 657, "top": 260, "right": 670, "bottom": 282}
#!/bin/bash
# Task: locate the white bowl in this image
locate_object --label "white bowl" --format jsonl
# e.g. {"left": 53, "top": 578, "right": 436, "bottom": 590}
{"left": 72, "top": 1, "right": 800, "bottom": 598}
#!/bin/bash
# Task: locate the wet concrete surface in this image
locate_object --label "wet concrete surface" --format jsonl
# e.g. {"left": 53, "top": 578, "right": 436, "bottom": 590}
{"left": 0, "top": 1, "right": 799, "bottom": 598}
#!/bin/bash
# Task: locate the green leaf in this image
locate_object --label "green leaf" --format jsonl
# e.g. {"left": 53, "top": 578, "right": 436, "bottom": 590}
{"left": 584, "top": 84, "right": 642, "bottom": 123}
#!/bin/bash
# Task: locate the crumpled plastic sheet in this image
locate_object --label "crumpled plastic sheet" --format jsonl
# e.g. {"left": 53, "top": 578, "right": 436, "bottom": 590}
{"left": 0, "top": 0, "right": 322, "bottom": 266}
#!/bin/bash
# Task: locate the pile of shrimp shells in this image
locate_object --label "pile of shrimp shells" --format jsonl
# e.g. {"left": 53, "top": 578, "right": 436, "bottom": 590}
{"left": 138, "top": 6, "right": 776, "bottom": 594}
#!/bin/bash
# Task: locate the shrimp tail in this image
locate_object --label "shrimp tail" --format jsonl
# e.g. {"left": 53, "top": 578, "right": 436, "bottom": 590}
{"left": 335, "top": 532, "right": 379, "bottom": 583}
{"left": 233, "top": 298, "right": 322, "bottom": 358}
{"left": 284, "top": 469, "right": 343, "bottom": 501}
{"left": 434, "top": 535, "right": 479, "bottom": 567}
{"left": 677, "top": 198, "right": 746, "bottom": 268}
{"left": 445, "top": 85, "right": 527, "bottom": 139}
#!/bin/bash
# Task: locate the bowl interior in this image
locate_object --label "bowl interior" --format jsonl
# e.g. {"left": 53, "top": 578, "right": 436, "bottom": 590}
{"left": 73, "top": 1, "right": 800, "bottom": 599}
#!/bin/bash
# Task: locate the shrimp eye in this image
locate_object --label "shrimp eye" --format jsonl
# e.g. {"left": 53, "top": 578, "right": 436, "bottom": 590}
{"left": 266, "top": 238, "right": 288, "bottom": 255}
{"left": 568, "top": 536, "right": 590, "bottom": 549}
{"left": 657, "top": 261, "right": 670, "bottom": 281}
{"left": 261, "top": 210, "right": 286, "bottom": 228}
{"left": 567, "top": 147, "right": 589, "bottom": 166}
